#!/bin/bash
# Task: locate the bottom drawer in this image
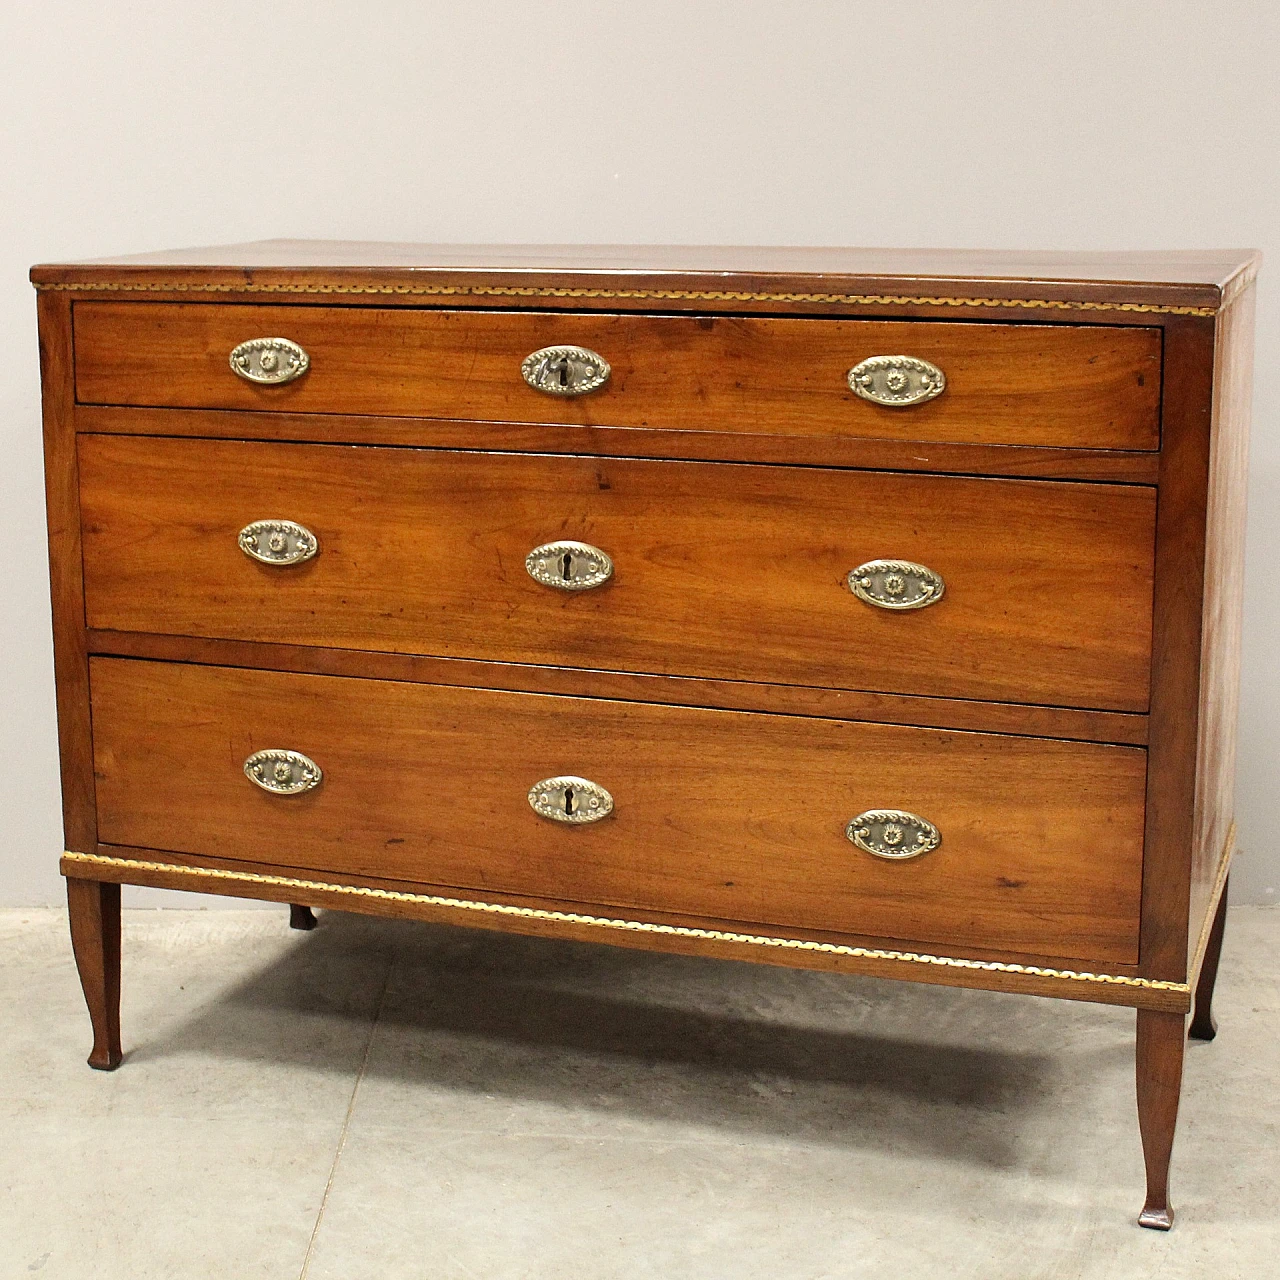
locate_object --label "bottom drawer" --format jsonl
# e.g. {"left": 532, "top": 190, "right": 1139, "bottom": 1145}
{"left": 89, "top": 659, "right": 1146, "bottom": 964}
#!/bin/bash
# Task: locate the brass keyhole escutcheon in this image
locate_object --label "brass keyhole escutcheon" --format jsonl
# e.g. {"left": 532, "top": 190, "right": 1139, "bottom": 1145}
{"left": 526, "top": 540, "right": 614, "bottom": 591}
{"left": 528, "top": 775, "right": 614, "bottom": 824}
{"left": 520, "top": 345, "right": 611, "bottom": 396}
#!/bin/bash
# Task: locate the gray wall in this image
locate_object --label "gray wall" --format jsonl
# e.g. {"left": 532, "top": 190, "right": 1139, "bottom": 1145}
{"left": 2, "top": 2, "right": 1276, "bottom": 907}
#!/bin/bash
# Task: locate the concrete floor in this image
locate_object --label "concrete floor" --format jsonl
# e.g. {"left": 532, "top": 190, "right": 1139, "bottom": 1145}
{"left": 0, "top": 907, "right": 1275, "bottom": 1280}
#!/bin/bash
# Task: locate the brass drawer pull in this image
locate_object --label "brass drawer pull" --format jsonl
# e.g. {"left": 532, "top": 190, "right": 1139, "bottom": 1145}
{"left": 238, "top": 519, "right": 319, "bottom": 566}
{"left": 230, "top": 337, "right": 310, "bottom": 385}
{"left": 847, "top": 355, "right": 945, "bottom": 407}
{"left": 526, "top": 540, "right": 614, "bottom": 591}
{"left": 521, "top": 345, "right": 611, "bottom": 396}
{"left": 846, "top": 809, "right": 940, "bottom": 860}
{"left": 848, "top": 559, "right": 944, "bottom": 610}
{"left": 244, "top": 749, "right": 323, "bottom": 795}
{"left": 528, "top": 775, "right": 614, "bottom": 824}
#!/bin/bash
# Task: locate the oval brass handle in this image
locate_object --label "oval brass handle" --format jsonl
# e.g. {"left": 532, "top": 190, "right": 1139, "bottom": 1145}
{"left": 848, "top": 559, "right": 944, "bottom": 610}
{"left": 846, "top": 809, "right": 940, "bottom": 860}
{"left": 847, "top": 355, "right": 945, "bottom": 407}
{"left": 521, "top": 345, "right": 611, "bottom": 396}
{"left": 239, "top": 519, "right": 319, "bottom": 566}
{"left": 230, "top": 337, "right": 310, "bottom": 385}
{"left": 526, "top": 540, "right": 614, "bottom": 591}
{"left": 528, "top": 775, "right": 614, "bottom": 824}
{"left": 244, "top": 749, "right": 323, "bottom": 795}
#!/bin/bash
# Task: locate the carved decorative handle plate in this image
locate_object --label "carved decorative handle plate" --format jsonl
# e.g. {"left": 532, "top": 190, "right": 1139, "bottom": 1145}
{"left": 847, "top": 355, "right": 946, "bottom": 407}
{"left": 230, "top": 337, "right": 310, "bottom": 385}
{"left": 846, "top": 809, "right": 941, "bottom": 860}
{"left": 526, "top": 540, "right": 614, "bottom": 591}
{"left": 848, "top": 559, "right": 945, "bottom": 610}
{"left": 528, "top": 776, "right": 614, "bottom": 824}
{"left": 238, "top": 519, "right": 319, "bottom": 566}
{"left": 521, "top": 345, "right": 611, "bottom": 396}
{"left": 244, "top": 749, "right": 323, "bottom": 795}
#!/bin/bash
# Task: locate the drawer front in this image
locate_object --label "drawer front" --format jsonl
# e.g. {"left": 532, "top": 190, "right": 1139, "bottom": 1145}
{"left": 80, "top": 436, "right": 1156, "bottom": 711}
{"left": 73, "top": 303, "right": 1162, "bottom": 451}
{"left": 90, "top": 659, "right": 1146, "bottom": 964}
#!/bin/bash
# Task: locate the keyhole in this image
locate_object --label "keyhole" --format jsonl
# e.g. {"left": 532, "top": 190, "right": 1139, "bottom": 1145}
{"left": 553, "top": 356, "right": 569, "bottom": 388}
{"left": 563, "top": 786, "right": 577, "bottom": 815}
{"left": 561, "top": 551, "right": 574, "bottom": 581}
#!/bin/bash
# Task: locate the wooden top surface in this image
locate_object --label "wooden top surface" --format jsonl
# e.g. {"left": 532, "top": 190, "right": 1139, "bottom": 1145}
{"left": 30, "top": 240, "right": 1261, "bottom": 312}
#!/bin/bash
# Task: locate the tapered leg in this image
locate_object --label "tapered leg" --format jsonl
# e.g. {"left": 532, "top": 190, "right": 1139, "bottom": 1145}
{"left": 1190, "top": 879, "right": 1228, "bottom": 1041}
{"left": 289, "top": 903, "right": 318, "bottom": 931}
{"left": 66, "top": 877, "right": 122, "bottom": 1071}
{"left": 1136, "top": 1009, "right": 1186, "bottom": 1229}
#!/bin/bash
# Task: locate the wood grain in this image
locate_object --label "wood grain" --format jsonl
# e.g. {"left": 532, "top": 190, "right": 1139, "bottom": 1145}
{"left": 89, "top": 659, "right": 1148, "bottom": 963}
{"left": 78, "top": 436, "right": 1158, "bottom": 711}
{"left": 37, "top": 293, "right": 96, "bottom": 852}
{"left": 34, "top": 240, "right": 1262, "bottom": 312}
{"left": 78, "top": 841, "right": 1143, "bottom": 972}
{"left": 66, "top": 877, "right": 122, "bottom": 1070}
{"left": 1189, "top": 876, "right": 1227, "bottom": 1042}
{"left": 85, "top": 630, "right": 1150, "bottom": 745}
{"left": 1188, "top": 283, "right": 1255, "bottom": 969}
{"left": 72, "top": 845, "right": 1189, "bottom": 1010}
{"left": 73, "top": 405, "right": 1163, "bottom": 484}
{"left": 73, "top": 303, "right": 1162, "bottom": 451}
{"left": 1136, "top": 1009, "right": 1187, "bottom": 1229}
{"left": 1138, "top": 315, "right": 1218, "bottom": 984}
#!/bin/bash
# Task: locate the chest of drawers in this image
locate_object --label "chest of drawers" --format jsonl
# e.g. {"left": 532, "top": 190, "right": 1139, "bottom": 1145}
{"left": 33, "top": 242, "right": 1258, "bottom": 1229}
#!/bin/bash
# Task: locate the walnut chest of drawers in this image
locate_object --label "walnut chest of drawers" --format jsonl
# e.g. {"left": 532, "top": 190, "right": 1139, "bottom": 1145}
{"left": 32, "top": 242, "right": 1258, "bottom": 1228}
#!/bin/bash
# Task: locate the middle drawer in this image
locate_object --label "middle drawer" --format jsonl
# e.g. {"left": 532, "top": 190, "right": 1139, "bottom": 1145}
{"left": 79, "top": 435, "right": 1156, "bottom": 710}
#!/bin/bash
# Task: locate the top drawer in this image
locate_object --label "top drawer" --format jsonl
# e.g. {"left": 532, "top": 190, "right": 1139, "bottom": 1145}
{"left": 72, "top": 303, "right": 1162, "bottom": 452}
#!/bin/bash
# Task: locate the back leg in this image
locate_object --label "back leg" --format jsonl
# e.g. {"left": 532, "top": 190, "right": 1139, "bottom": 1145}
{"left": 1190, "top": 878, "right": 1228, "bottom": 1042}
{"left": 289, "top": 903, "right": 318, "bottom": 931}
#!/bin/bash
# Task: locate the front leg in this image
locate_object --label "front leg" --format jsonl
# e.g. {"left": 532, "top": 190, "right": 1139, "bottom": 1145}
{"left": 1136, "top": 1009, "right": 1186, "bottom": 1229}
{"left": 66, "top": 878, "right": 123, "bottom": 1070}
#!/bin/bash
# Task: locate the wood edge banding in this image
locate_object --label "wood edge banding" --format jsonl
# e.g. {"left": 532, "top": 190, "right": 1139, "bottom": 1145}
{"left": 31, "top": 279, "right": 1217, "bottom": 316}
{"left": 60, "top": 849, "right": 1190, "bottom": 996}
